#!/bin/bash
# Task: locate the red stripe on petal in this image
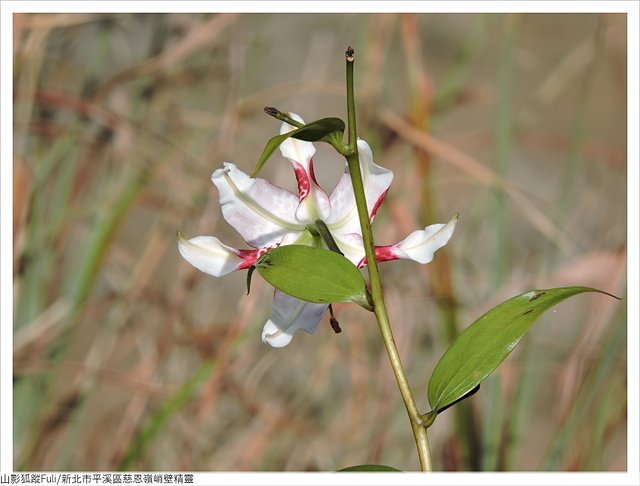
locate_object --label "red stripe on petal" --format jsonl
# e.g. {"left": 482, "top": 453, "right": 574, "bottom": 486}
{"left": 292, "top": 161, "right": 311, "bottom": 200}
{"left": 309, "top": 159, "right": 319, "bottom": 184}
{"left": 357, "top": 245, "right": 399, "bottom": 268}
{"left": 369, "top": 188, "right": 389, "bottom": 220}
{"left": 374, "top": 245, "right": 399, "bottom": 263}
{"left": 234, "top": 247, "right": 271, "bottom": 270}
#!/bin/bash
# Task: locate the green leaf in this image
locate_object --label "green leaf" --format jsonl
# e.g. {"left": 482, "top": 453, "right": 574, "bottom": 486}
{"left": 338, "top": 464, "right": 401, "bottom": 472}
{"left": 427, "top": 287, "right": 619, "bottom": 415}
{"left": 251, "top": 131, "right": 293, "bottom": 177}
{"left": 291, "top": 117, "right": 345, "bottom": 141}
{"left": 255, "top": 245, "right": 372, "bottom": 310}
{"left": 251, "top": 117, "right": 345, "bottom": 176}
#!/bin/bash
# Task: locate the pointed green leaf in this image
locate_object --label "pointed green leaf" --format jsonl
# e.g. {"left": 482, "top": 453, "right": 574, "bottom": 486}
{"left": 255, "top": 245, "right": 372, "bottom": 310}
{"left": 251, "top": 117, "right": 345, "bottom": 176}
{"left": 291, "top": 117, "right": 345, "bottom": 141}
{"left": 427, "top": 287, "right": 619, "bottom": 415}
{"left": 251, "top": 131, "right": 294, "bottom": 177}
{"left": 338, "top": 464, "right": 401, "bottom": 472}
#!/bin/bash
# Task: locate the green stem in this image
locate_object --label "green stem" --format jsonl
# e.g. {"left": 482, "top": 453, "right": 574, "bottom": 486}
{"left": 264, "top": 106, "right": 304, "bottom": 128}
{"left": 309, "top": 219, "right": 344, "bottom": 255}
{"left": 344, "top": 46, "right": 432, "bottom": 472}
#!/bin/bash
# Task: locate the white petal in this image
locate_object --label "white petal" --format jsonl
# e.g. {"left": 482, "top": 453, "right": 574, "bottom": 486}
{"left": 177, "top": 233, "right": 243, "bottom": 277}
{"left": 279, "top": 113, "right": 316, "bottom": 172}
{"left": 261, "top": 291, "right": 328, "bottom": 347}
{"left": 294, "top": 186, "right": 331, "bottom": 223}
{"left": 212, "top": 162, "right": 305, "bottom": 248}
{"left": 279, "top": 115, "right": 331, "bottom": 222}
{"left": 333, "top": 232, "right": 367, "bottom": 267}
{"left": 327, "top": 139, "right": 393, "bottom": 236}
{"left": 394, "top": 215, "right": 458, "bottom": 264}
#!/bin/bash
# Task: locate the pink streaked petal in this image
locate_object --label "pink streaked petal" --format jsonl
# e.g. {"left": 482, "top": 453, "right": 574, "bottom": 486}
{"left": 393, "top": 215, "right": 459, "bottom": 264}
{"left": 358, "top": 139, "right": 394, "bottom": 221}
{"left": 308, "top": 159, "right": 318, "bottom": 184}
{"left": 234, "top": 246, "right": 272, "bottom": 270}
{"left": 289, "top": 160, "right": 330, "bottom": 221}
{"left": 374, "top": 244, "right": 400, "bottom": 263}
{"left": 291, "top": 160, "right": 311, "bottom": 200}
{"left": 261, "top": 290, "right": 328, "bottom": 347}
{"left": 293, "top": 182, "right": 331, "bottom": 223}
{"left": 212, "top": 162, "right": 305, "bottom": 248}
{"left": 349, "top": 215, "right": 458, "bottom": 267}
{"left": 279, "top": 113, "right": 316, "bottom": 180}
{"left": 178, "top": 233, "right": 247, "bottom": 277}
{"left": 349, "top": 244, "right": 400, "bottom": 268}
{"left": 339, "top": 238, "right": 399, "bottom": 268}
{"left": 327, "top": 139, "right": 393, "bottom": 236}
{"left": 369, "top": 188, "right": 390, "bottom": 220}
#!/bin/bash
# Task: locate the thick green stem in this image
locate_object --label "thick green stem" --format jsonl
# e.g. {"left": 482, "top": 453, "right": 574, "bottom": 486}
{"left": 344, "top": 46, "right": 432, "bottom": 472}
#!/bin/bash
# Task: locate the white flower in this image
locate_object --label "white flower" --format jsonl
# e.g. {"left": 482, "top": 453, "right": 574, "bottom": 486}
{"left": 178, "top": 114, "right": 457, "bottom": 347}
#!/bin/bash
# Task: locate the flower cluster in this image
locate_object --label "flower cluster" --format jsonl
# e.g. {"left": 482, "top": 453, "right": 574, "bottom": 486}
{"left": 178, "top": 114, "right": 457, "bottom": 347}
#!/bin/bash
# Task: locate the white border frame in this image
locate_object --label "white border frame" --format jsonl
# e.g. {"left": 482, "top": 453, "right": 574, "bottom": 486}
{"left": 1, "top": 2, "right": 638, "bottom": 485}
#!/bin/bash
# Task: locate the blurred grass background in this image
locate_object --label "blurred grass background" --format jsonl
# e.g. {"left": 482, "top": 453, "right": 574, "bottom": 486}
{"left": 12, "top": 13, "right": 627, "bottom": 471}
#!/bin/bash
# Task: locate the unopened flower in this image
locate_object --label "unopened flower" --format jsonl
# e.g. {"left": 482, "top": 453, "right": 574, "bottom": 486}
{"left": 179, "top": 114, "right": 457, "bottom": 347}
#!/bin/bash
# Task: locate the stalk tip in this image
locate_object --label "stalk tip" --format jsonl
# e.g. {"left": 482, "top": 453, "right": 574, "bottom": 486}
{"left": 345, "top": 46, "right": 355, "bottom": 62}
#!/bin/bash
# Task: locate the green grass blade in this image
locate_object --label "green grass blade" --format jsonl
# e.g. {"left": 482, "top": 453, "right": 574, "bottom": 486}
{"left": 539, "top": 304, "right": 626, "bottom": 470}
{"left": 118, "top": 358, "right": 217, "bottom": 470}
{"left": 68, "top": 168, "right": 149, "bottom": 311}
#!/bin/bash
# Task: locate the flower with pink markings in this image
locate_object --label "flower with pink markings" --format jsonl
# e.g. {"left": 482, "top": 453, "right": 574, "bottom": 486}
{"left": 178, "top": 113, "right": 457, "bottom": 347}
